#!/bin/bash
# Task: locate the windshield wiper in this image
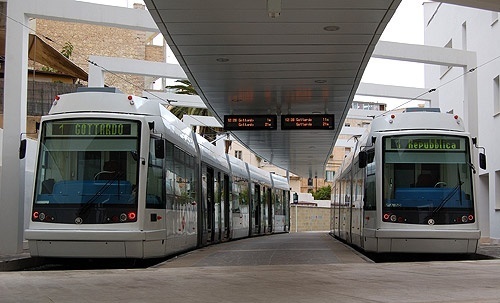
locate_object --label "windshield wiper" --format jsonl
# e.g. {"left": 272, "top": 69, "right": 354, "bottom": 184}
{"left": 77, "top": 171, "right": 123, "bottom": 218}
{"left": 429, "top": 181, "right": 464, "bottom": 217}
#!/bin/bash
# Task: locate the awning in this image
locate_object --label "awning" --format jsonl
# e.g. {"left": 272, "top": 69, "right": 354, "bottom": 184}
{"left": 27, "top": 34, "right": 88, "bottom": 81}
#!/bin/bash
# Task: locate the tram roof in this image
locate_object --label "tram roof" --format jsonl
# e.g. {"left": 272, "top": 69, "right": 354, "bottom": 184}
{"left": 370, "top": 111, "right": 466, "bottom": 133}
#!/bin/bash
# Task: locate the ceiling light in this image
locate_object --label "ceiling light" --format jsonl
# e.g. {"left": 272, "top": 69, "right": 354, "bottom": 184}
{"left": 323, "top": 25, "right": 340, "bottom": 32}
{"left": 216, "top": 57, "right": 229, "bottom": 62}
{"left": 267, "top": 0, "right": 281, "bottom": 18}
{"left": 314, "top": 79, "right": 327, "bottom": 83}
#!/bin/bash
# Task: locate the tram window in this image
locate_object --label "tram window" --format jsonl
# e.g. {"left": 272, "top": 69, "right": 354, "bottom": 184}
{"left": 232, "top": 178, "right": 248, "bottom": 213}
{"left": 146, "top": 138, "right": 165, "bottom": 209}
{"left": 172, "top": 146, "right": 196, "bottom": 206}
{"left": 363, "top": 174, "right": 376, "bottom": 210}
{"left": 382, "top": 135, "right": 474, "bottom": 213}
{"left": 165, "top": 141, "right": 175, "bottom": 196}
{"left": 364, "top": 149, "right": 376, "bottom": 210}
{"left": 77, "top": 151, "right": 101, "bottom": 180}
{"left": 274, "top": 190, "right": 283, "bottom": 215}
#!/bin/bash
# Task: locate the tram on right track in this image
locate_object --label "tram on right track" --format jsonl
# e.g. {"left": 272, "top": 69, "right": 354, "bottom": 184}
{"left": 331, "top": 108, "right": 486, "bottom": 254}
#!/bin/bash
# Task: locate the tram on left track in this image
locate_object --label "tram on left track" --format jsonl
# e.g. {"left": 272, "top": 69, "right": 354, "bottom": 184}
{"left": 24, "top": 88, "right": 290, "bottom": 259}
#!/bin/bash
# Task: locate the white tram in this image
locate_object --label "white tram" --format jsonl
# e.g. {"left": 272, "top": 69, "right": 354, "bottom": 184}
{"left": 331, "top": 108, "right": 486, "bottom": 254}
{"left": 24, "top": 88, "right": 290, "bottom": 259}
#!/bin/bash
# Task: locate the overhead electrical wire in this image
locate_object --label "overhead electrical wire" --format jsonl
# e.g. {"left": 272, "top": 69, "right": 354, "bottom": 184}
{"left": 376, "top": 53, "right": 500, "bottom": 117}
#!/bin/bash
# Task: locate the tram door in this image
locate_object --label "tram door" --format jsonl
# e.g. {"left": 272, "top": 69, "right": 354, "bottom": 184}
{"left": 336, "top": 185, "right": 341, "bottom": 238}
{"left": 267, "top": 188, "right": 273, "bottom": 233}
{"left": 254, "top": 184, "right": 261, "bottom": 235}
{"left": 207, "top": 168, "right": 215, "bottom": 243}
{"left": 223, "top": 174, "right": 230, "bottom": 240}
{"left": 214, "top": 172, "right": 221, "bottom": 243}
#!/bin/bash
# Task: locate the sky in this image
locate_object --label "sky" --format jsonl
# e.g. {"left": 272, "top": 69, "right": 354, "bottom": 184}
{"left": 359, "top": 0, "right": 427, "bottom": 110}
{"left": 78, "top": 0, "right": 427, "bottom": 109}
{"left": 363, "top": 0, "right": 425, "bottom": 87}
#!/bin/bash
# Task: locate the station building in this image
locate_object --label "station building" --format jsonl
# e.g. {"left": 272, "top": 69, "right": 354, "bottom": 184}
{"left": 423, "top": 3, "right": 500, "bottom": 243}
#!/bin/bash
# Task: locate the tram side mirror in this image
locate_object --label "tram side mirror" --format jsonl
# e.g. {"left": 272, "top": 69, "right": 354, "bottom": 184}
{"left": 479, "top": 153, "right": 486, "bottom": 170}
{"left": 19, "top": 139, "right": 27, "bottom": 159}
{"left": 358, "top": 151, "right": 367, "bottom": 168}
{"left": 154, "top": 139, "right": 165, "bottom": 159}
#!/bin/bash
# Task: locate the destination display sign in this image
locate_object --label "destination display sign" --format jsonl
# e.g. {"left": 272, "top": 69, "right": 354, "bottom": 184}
{"left": 224, "top": 115, "right": 277, "bottom": 130}
{"left": 50, "top": 121, "right": 136, "bottom": 137}
{"left": 386, "top": 137, "right": 464, "bottom": 151}
{"left": 281, "top": 114, "right": 335, "bottom": 130}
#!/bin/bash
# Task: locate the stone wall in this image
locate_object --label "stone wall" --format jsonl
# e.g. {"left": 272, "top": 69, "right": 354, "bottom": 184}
{"left": 290, "top": 205, "right": 331, "bottom": 232}
{"left": 33, "top": 4, "right": 165, "bottom": 96}
{"left": 145, "top": 45, "right": 165, "bottom": 62}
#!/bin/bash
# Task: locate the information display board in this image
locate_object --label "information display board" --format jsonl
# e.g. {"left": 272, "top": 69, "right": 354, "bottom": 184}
{"left": 224, "top": 115, "right": 277, "bottom": 130}
{"left": 281, "top": 114, "right": 334, "bottom": 130}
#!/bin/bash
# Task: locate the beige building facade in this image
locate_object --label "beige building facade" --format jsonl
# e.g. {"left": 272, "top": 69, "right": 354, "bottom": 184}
{"left": 31, "top": 4, "right": 164, "bottom": 96}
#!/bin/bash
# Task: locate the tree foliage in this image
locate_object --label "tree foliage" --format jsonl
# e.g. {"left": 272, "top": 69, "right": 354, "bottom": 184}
{"left": 166, "top": 79, "right": 198, "bottom": 95}
{"left": 166, "top": 80, "right": 208, "bottom": 119}
{"left": 165, "top": 80, "right": 221, "bottom": 141}
{"left": 61, "top": 41, "right": 74, "bottom": 59}
{"left": 312, "top": 185, "right": 331, "bottom": 200}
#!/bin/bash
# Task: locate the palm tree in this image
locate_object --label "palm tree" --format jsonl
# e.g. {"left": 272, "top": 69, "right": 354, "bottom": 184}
{"left": 166, "top": 80, "right": 221, "bottom": 142}
{"left": 165, "top": 79, "right": 198, "bottom": 95}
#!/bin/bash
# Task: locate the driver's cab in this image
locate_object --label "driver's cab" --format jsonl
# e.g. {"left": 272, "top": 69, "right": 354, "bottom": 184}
{"left": 415, "top": 173, "right": 438, "bottom": 188}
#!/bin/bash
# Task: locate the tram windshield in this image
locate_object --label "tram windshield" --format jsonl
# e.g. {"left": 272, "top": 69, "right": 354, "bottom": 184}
{"left": 33, "top": 119, "right": 140, "bottom": 212}
{"left": 382, "top": 135, "right": 475, "bottom": 225}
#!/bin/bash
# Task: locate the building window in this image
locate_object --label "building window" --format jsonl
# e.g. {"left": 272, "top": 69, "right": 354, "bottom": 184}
{"left": 344, "top": 147, "right": 351, "bottom": 156}
{"left": 496, "top": 171, "right": 500, "bottom": 209}
{"left": 325, "top": 171, "right": 335, "bottom": 182}
{"left": 235, "top": 150, "right": 242, "bottom": 159}
{"left": 461, "top": 22, "right": 467, "bottom": 50}
{"left": 494, "top": 76, "right": 500, "bottom": 116}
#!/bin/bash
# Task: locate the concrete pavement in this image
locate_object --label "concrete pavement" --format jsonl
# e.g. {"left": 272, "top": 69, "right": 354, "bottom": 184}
{"left": 1, "top": 233, "right": 500, "bottom": 302}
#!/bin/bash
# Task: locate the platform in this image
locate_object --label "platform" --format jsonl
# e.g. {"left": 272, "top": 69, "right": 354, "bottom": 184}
{"left": 2, "top": 232, "right": 500, "bottom": 302}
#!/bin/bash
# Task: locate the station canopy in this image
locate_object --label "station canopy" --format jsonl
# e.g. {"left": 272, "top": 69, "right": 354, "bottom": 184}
{"left": 146, "top": 0, "right": 400, "bottom": 178}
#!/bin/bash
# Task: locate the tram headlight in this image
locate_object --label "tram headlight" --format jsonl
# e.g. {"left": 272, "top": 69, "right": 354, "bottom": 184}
{"left": 461, "top": 215, "right": 468, "bottom": 223}
{"left": 117, "top": 212, "right": 137, "bottom": 222}
{"left": 468, "top": 214, "right": 474, "bottom": 222}
{"left": 33, "top": 211, "right": 39, "bottom": 220}
{"left": 383, "top": 213, "right": 390, "bottom": 221}
{"left": 390, "top": 214, "right": 397, "bottom": 222}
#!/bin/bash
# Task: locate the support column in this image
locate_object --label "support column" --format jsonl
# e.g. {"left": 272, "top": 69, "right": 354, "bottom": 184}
{"left": 464, "top": 56, "right": 478, "bottom": 140}
{"left": 0, "top": 1, "right": 29, "bottom": 254}
{"left": 88, "top": 58, "right": 105, "bottom": 87}
{"left": 464, "top": 54, "right": 488, "bottom": 239}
